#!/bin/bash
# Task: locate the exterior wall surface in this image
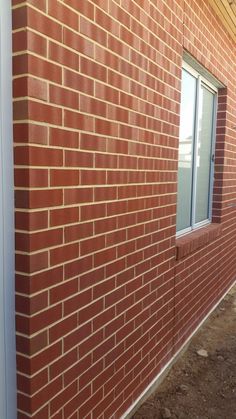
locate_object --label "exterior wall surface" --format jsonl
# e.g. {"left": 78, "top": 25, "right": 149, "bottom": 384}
{"left": 13, "top": 0, "right": 236, "bottom": 417}
{"left": 0, "top": 1, "right": 16, "bottom": 418}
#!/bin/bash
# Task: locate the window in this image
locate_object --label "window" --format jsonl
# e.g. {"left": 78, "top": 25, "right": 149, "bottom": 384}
{"left": 176, "top": 63, "right": 217, "bottom": 235}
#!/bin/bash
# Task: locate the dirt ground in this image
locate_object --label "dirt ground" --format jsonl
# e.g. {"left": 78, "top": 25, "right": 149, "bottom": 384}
{"left": 132, "top": 285, "right": 236, "bottom": 419}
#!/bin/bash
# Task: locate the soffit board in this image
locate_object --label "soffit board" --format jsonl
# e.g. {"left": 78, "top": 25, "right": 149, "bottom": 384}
{"left": 208, "top": 0, "right": 236, "bottom": 42}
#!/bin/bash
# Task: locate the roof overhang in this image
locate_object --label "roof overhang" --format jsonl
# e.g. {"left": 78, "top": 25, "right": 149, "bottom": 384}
{"left": 208, "top": 0, "right": 236, "bottom": 42}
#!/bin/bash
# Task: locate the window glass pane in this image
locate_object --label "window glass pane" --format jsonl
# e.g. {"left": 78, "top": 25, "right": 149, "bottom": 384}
{"left": 176, "top": 69, "right": 197, "bottom": 232}
{"left": 195, "top": 86, "right": 214, "bottom": 224}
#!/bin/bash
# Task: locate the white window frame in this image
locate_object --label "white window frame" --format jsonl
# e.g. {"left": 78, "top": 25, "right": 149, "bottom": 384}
{"left": 176, "top": 62, "right": 218, "bottom": 237}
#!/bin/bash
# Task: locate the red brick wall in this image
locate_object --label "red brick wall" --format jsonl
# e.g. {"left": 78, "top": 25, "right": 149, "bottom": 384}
{"left": 174, "top": 0, "right": 236, "bottom": 354}
{"left": 13, "top": 0, "right": 236, "bottom": 417}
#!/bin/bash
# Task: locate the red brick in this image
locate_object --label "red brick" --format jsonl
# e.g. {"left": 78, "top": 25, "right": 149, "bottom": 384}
{"left": 80, "top": 133, "right": 106, "bottom": 152}
{"left": 50, "top": 243, "right": 79, "bottom": 266}
{"left": 29, "top": 101, "right": 62, "bottom": 125}
{"left": 16, "top": 292, "right": 48, "bottom": 315}
{"left": 14, "top": 122, "right": 48, "bottom": 145}
{"left": 17, "top": 304, "right": 62, "bottom": 335}
{"left": 93, "top": 306, "right": 115, "bottom": 331}
{"left": 105, "top": 314, "right": 125, "bottom": 339}
{"left": 80, "top": 203, "right": 106, "bottom": 221}
{"left": 81, "top": 170, "right": 107, "bottom": 185}
{"left": 49, "top": 85, "right": 79, "bottom": 109}
{"left": 19, "top": 342, "right": 62, "bottom": 375}
{"left": 50, "top": 382, "right": 78, "bottom": 416}
{"left": 79, "top": 330, "right": 103, "bottom": 358}
{"left": 15, "top": 251, "right": 48, "bottom": 274}
{"left": 15, "top": 189, "right": 63, "bottom": 209}
{"left": 17, "top": 393, "right": 31, "bottom": 414}
{"left": 80, "top": 57, "right": 107, "bottom": 82}
{"left": 109, "top": 0, "right": 130, "bottom": 27}
{"left": 111, "top": 257, "right": 130, "bottom": 281}
{"left": 92, "top": 335, "right": 115, "bottom": 363}
{"left": 93, "top": 364, "right": 114, "bottom": 393}
{"left": 64, "top": 353, "right": 92, "bottom": 386}
{"left": 94, "top": 217, "right": 117, "bottom": 235}
{"left": 17, "top": 368, "right": 48, "bottom": 395}
{"left": 104, "top": 368, "right": 124, "bottom": 395}
{"left": 64, "top": 222, "right": 93, "bottom": 243}
{"left": 79, "top": 360, "right": 103, "bottom": 391}
{"left": 16, "top": 99, "right": 62, "bottom": 126}
{"left": 64, "top": 188, "right": 93, "bottom": 205}
{"left": 50, "top": 279, "right": 78, "bottom": 304}
{"left": 12, "top": 0, "right": 46, "bottom": 10}
{"left": 64, "top": 0, "right": 94, "bottom": 18}
{"left": 94, "top": 247, "right": 116, "bottom": 267}
{"left": 92, "top": 390, "right": 114, "bottom": 418}
{"left": 27, "top": 30, "right": 47, "bottom": 56}
{"left": 13, "top": 30, "right": 27, "bottom": 53}
{"left": 63, "top": 384, "right": 91, "bottom": 418}
{"left": 51, "top": 410, "right": 63, "bottom": 419}
{"left": 80, "top": 16, "right": 107, "bottom": 46}
{"left": 64, "top": 110, "right": 94, "bottom": 131}
{"left": 95, "top": 81, "right": 119, "bottom": 103}
{"left": 96, "top": 8, "right": 119, "bottom": 37}
{"left": 49, "top": 41, "right": 79, "bottom": 70}
{"left": 16, "top": 267, "right": 63, "bottom": 295}
{"left": 48, "top": 0, "right": 79, "bottom": 30}
{"left": 65, "top": 150, "right": 93, "bottom": 167}
{"left": 104, "top": 393, "right": 124, "bottom": 419}
{"left": 13, "top": 100, "right": 28, "bottom": 120}
{"left": 93, "top": 277, "right": 116, "bottom": 300}
{"left": 16, "top": 331, "right": 48, "bottom": 356}
{"left": 64, "top": 322, "right": 92, "bottom": 353}
{"left": 50, "top": 207, "right": 79, "bottom": 227}
{"left": 49, "top": 127, "right": 78, "bottom": 148}
{"left": 64, "top": 289, "right": 92, "bottom": 316}
{"left": 49, "top": 348, "right": 78, "bottom": 380}
{"left": 105, "top": 341, "right": 124, "bottom": 369}
{"left": 27, "top": 7, "right": 62, "bottom": 41}
{"left": 15, "top": 229, "right": 63, "bottom": 252}
{"left": 13, "top": 77, "right": 47, "bottom": 101}
{"left": 14, "top": 168, "right": 48, "bottom": 188}
{"left": 63, "top": 27, "right": 94, "bottom": 58}
{"left": 79, "top": 299, "right": 104, "bottom": 324}
{"left": 78, "top": 388, "right": 103, "bottom": 418}
{"left": 64, "top": 69, "right": 94, "bottom": 95}
{"left": 64, "top": 255, "right": 93, "bottom": 280}
{"left": 95, "top": 118, "right": 118, "bottom": 137}
{"left": 50, "top": 169, "right": 79, "bottom": 187}
{"left": 28, "top": 55, "right": 61, "bottom": 84}
{"left": 80, "top": 95, "right": 107, "bottom": 118}
{"left": 30, "top": 377, "right": 63, "bottom": 413}
{"left": 80, "top": 235, "right": 105, "bottom": 256}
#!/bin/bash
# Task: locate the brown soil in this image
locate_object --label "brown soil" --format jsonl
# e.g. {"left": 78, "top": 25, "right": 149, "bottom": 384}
{"left": 132, "top": 285, "right": 236, "bottom": 419}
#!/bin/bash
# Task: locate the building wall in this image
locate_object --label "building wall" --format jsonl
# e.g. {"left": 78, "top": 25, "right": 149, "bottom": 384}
{"left": 13, "top": 0, "right": 236, "bottom": 417}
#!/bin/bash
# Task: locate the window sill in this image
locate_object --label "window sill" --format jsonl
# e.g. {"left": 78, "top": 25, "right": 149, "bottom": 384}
{"left": 176, "top": 223, "right": 222, "bottom": 261}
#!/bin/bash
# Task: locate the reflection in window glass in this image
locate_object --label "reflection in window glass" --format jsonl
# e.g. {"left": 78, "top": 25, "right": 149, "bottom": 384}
{"left": 195, "top": 87, "right": 214, "bottom": 223}
{"left": 176, "top": 70, "right": 196, "bottom": 232}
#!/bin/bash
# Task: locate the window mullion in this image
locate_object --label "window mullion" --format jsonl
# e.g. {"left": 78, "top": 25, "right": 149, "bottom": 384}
{"left": 191, "top": 76, "right": 201, "bottom": 228}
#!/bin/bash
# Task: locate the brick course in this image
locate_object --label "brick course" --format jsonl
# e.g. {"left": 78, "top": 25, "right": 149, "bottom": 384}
{"left": 13, "top": 0, "right": 236, "bottom": 417}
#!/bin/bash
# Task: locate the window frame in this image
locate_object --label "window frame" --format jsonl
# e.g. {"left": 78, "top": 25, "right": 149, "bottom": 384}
{"left": 176, "top": 62, "right": 218, "bottom": 237}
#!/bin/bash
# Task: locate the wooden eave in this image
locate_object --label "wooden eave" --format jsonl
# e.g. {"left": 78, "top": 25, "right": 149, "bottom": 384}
{"left": 208, "top": 0, "right": 236, "bottom": 42}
